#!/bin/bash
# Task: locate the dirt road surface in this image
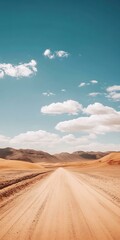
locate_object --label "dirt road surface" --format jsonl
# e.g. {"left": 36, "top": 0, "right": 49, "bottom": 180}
{"left": 0, "top": 168, "right": 120, "bottom": 240}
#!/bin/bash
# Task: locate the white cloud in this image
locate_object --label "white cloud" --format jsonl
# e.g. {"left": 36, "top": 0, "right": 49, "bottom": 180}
{"left": 43, "top": 49, "right": 70, "bottom": 59}
{"left": 10, "top": 130, "right": 60, "bottom": 149}
{"left": 42, "top": 91, "right": 55, "bottom": 97}
{"left": 62, "top": 133, "right": 96, "bottom": 145}
{"left": 0, "top": 131, "right": 90, "bottom": 152}
{"left": 56, "top": 117, "right": 96, "bottom": 133}
{"left": 78, "top": 82, "right": 90, "bottom": 87}
{"left": 90, "top": 80, "right": 98, "bottom": 84}
{"left": 107, "top": 85, "right": 120, "bottom": 92}
{"left": 0, "top": 131, "right": 60, "bottom": 152}
{"left": 78, "top": 82, "right": 86, "bottom": 87}
{"left": 55, "top": 51, "right": 69, "bottom": 58}
{"left": 78, "top": 80, "right": 98, "bottom": 88}
{"left": 89, "top": 92, "right": 101, "bottom": 97}
{"left": 84, "top": 102, "right": 116, "bottom": 115}
{"left": 61, "top": 135, "right": 120, "bottom": 152}
{"left": 56, "top": 114, "right": 120, "bottom": 134}
{"left": 0, "top": 60, "right": 37, "bottom": 78}
{"left": 41, "top": 100, "right": 83, "bottom": 115}
{"left": 106, "top": 85, "right": 120, "bottom": 101}
{"left": 109, "top": 92, "right": 120, "bottom": 101}
{"left": 56, "top": 102, "right": 120, "bottom": 134}
{"left": 61, "top": 89, "right": 66, "bottom": 92}
{"left": 43, "top": 49, "right": 55, "bottom": 59}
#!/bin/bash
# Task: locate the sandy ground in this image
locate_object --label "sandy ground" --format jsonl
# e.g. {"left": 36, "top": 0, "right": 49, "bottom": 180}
{"left": 0, "top": 167, "right": 120, "bottom": 240}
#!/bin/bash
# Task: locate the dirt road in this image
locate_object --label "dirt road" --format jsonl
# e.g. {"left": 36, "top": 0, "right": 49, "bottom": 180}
{"left": 0, "top": 168, "right": 120, "bottom": 240}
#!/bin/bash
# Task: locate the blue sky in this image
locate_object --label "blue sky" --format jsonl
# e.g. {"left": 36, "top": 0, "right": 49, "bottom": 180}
{"left": 0, "top": 0, "right": 120, "bottom": 153}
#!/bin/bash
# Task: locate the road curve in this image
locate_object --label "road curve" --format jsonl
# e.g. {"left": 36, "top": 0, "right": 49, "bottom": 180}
{"left": 0, "top": 168, "right": 120, "bottom": 240}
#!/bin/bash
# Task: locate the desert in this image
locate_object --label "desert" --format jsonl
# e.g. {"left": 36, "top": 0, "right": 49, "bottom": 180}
{"left": 0, "top": 149, "right": 120, "bottom": 240}
{"left": 1, "top": 0, "right": 120, "bottom": 239}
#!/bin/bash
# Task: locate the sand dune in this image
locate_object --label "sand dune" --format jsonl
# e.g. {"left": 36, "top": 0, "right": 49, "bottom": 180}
{"left": 98, "top": 152, "right": 120, "bottom": 165}
{"left": 0, "top": 158, "right": 42, "bottom": 170}
{"left": 62, "top": 152, "right": 120, "bottom": 168}
{"left": 0, "top": 152, "right": 119, "bottom": 171}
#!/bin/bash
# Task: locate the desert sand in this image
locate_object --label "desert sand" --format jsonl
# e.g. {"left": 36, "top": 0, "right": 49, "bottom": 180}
{"left": 0, "top": 158, "right": 43, "bottom": 170}
{"left": 0, "top": 152, "right": 120, "bottom": 240}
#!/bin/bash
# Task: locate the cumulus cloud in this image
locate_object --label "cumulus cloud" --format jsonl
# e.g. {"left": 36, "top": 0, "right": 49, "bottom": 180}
{"left": 10, "top": 130, "right": 60, "bottom": 149}
{"left": 56, "top": 117, "right": 96, "bottom": 133}
{"left": 107, "top": 85, "right": 120, "bottom": 92}
{"left": 0, "top": 130, "right": 93, "bottom": 152}
{"left": 43, "top": 49, "right": 55, "bottom": 59}
{"left": 0, "top": 130, "right": 60, "bottom": 151}
{"left": 109, "top": 92, "right": 120, "bottom": 101}
{"left": 0, "top": 60, "right": 37, "bottom": 78}
{"left": 106, "top": 85, "right": 120, "bottom": 101}
{"left": 56, "top": 102, "right": 120, "bottom": 134}
{"left": 55, "top": 50, "right": 69, "bottom": 58}
{"left": 43, "top": 49, "right": 69, "bottom": 59}
{"left": 89, "top": 92, "right": 101, "bottom": 97}
{"left": 90, "top": 80, "right": 98, "bottom": 84}
{"left": 83, "top": 102, "right": 116, "bottom": 115}
{"left": 42, "top": 91, "right": 55, "bottom": 97}
{"left": 41, "top": 100, "right": 83, "bottom": 115}
{"left": 56, "top": 114, "right": 120, "bottom": 134}
{"left": 62, "top": 133, "right": 96, "bottom": 145}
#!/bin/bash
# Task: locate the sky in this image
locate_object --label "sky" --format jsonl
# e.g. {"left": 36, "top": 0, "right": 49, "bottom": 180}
{"left": 0, "top": 0, "right": 120, "bottom": 153}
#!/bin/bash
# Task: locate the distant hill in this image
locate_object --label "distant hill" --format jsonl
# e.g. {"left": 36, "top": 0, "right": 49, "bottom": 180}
{"left": 0, "top": 148, "right": 118, "bottom": 164}
{"left": 0, "top": 148, "right": 58, "bottom": 163}
{"left": 55, "top": 151, "right": 109, "bottom": 162}
{"left": 59, "top": 152, "right": 120, "bottom": 168}
{"left": 73, "top": 151, "right": 109, "bottom": 159}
